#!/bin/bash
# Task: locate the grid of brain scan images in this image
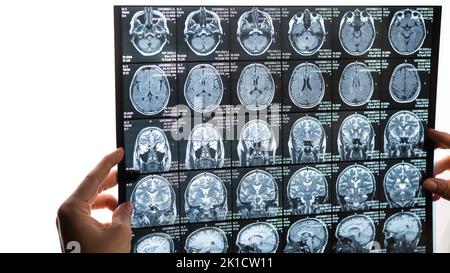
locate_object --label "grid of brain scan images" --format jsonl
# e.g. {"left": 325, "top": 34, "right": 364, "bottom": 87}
{"left": 115, "top": 6, "right": 441, "bottom": 253}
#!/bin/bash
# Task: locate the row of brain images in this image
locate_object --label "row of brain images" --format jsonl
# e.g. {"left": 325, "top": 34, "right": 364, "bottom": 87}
{"left": 122, "top": 6, "right": 431, "bottom": 61}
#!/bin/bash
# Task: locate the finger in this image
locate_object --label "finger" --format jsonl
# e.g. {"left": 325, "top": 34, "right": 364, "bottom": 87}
{"left": 436, "top": 155, "right": 450, "bottom": 174}
{"left": 433, "top": 194, "right": 441, "bottom": 201}
{"left": 112, "top": 202, "right": 133, "bottom": 226}
{"left": 92, "top": 194, "right": 118, "bottom": 211}
{"left": 423, "top": 178, "right": 450, "bottom": 200}
{"left": 98, "top": 170, "right": 118, "bottom": 193}
{"left": 72, "top": 148, "right": 124, "bottom": 202}
{"left": 428, "top": 129, "right": 450, "bottom": 149}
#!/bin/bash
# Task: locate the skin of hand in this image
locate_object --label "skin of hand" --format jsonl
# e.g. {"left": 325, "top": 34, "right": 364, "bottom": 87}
{"left": 56, "top": 148, "right": 133, "bottom": 253}
{"left": 423, "top": 129, "right": 450, "bottom": 202}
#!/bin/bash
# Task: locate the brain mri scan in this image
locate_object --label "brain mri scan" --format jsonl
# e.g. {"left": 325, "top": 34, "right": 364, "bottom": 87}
{"left": 384, "top": 163, "right": 421, "bottom": 208}
{"left": 237, "top": 63, "right": 275, "bottom": 110}
{"left": 130, "top": 65, "right": 170, "bottom": 115}
{"left": 184, "top": 7, "right": 223, "bottom": 56}
{"left": 334, "top": 214, "right": 376, "bottom": 253}
{"left": 338, "top": 114, "right": 375, "bottom": 160}
{"left": 185, "top": 123, "right": 225, "bottom": 170}
{"left": 134, "top": 233, "right": 175, "bottom": 253}
{"left": 288, "top": 116, "right": 326, "bottom": 163}
{"left": 389, "top": 9, "right": 426, "bottom": 55}
{"left": 133, "top": 127, "right": 171, "bottom": 173}
{"left": 237, "top": 119, "right": 277, "bottom": 166}
{"left": 389, "top": 63, "right": 421, "bottom": 103}
{"left": 339, "top": 62, "right": 374, "bottom": 106}
{"left": 236, "top": 222, "right": 279, "bottom": 253}
{"left": 184, "top": 227, "right": 228, "bottom": 253}
{"left": 288, "top": 63, "right": 325, "bottom": 108}
{"left": 131, "top": 175, "right": 177, "bottom": 228}
{"left": 185, "top": 172, "right": 228, "bottom": 222}
{"left": 383, "top": 212, "right": 422, "bottom": 253}
{"left": 237, "top": 7, "right": 275, "bottom": 56}
{"left": 284, "top": 218, "right": 328, "bottom": 253}
{"left": 129, "top": 7, "right": 170, "bottom": 56}
{"left": 336, "top": 164, "right": 375, "bottom": 211}
{"left": 339, "top": 9, "right": 376, "bottom": 56}
{"left": 288, "top": 9, "right": 326, "bottom": 56}
{"left": 287, "top": 167, "right": 328, "bottom": 215}
{"left": 384, "top": 110, "right": 424, "bottom": 158}
{"left": 184, "top": 64, "right": 223, "bottom": 113}
{"left": 237, "top": 169, "right": 279, "bottom": 219}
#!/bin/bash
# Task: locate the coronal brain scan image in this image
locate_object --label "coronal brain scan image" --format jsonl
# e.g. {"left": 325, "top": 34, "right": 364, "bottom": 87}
{"left": 383, "top": 212, "right": 422, "bottom": 253}
{"left": 338, "top": 114, "right": 375, "bottom": 160}
{"left": 131, "top": 175, "right": 177, "bottom": 228}
{"left": 237, "top": 169, "right": 279, "bottom": 219}
{"left": 287, "top": 167, "right": 328, "bottom": 215}
{"left": 133, "top": 127, "right": 171, "bottom": 173}
{"left": 130, "top": 65, "right": 170, "bottom": 115}
{"left": 184, "top": 7, "right": 223, "bottom": 56}
{"left": 384, "top": 163, "right": 421, "bottom": 208}
{"left": 236, "top": 222, "right": 279, "bottom": 253}
{"left": 339, "top": 62, "right": 374, "bottom": 106}
{"left": 336, "top": 164, "right": 375, "bottom": 211}
{"left": 237, "top": 63, "right": 275, "bottom": 110}
{"left": 288, "top": 9, "right": 326, "bottom": 56}
{"left": 184, "top": 64, "right": 223, "bottom": 113}
{"left": 185, "top": 227, "right": 228, "bottom": 253}
{"left": 334, "top": 214, "right": 376, "bottom": 253}
{"left": 134, "top": 233, "right": 175, "bottom": 253}
{"left": 237, "top": 7, "right": 275, "bottom": 56}
{"left": 389, "top": 9, "right": 426, "bottom": 55}
{"left": 237, "top": 119, "right": 277, "bottom": 166}
{"left": 185, "top": 123, "right": 225, "bottom": 170}
{"left": 339, "top": 9, "right": 376, "bottom": 56}
{"left": 288, "top": 116, "right": 326, "bottom": 164}
{"left": 284, "top": 218, "right": 328, "bottom": 253}
{"left": 185, "top": 172, "right": 228, "bottom": 223}
{"left": 129, "top": 7, "right": 170, "bottom": 56}
{"left": 384, "top": 111, "right": 424, "bottom": 158}
{"left": 389, "top": 63, "right": 421, "bottom": 103}
{"left": 288, "top": 63, "right": 325, "bottom": 108}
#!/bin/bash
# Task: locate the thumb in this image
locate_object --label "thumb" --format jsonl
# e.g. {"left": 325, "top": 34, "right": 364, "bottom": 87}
{"left": 423, "top": 178, "right": 450, "bottom": 200}
{"left": 112, "top": 202, "right": 133, "bottom": 226}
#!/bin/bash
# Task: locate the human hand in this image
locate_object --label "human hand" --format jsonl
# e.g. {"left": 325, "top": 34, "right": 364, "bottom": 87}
{"left": 56, "top": 148, "right": 133, "bottom": 253}
{"left": 423, "top": 129, "right": 450, "bottom": 201}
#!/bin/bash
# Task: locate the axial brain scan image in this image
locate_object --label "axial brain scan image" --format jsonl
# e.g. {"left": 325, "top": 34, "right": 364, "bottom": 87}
{"left": 289, "top": 63, "right": 325, "bottom": 108}
{"left": 384, "top": 111, "right": 424, "bottom": 158}
{"left": 130, "top": 65, "right": 170, "bottom": 115}
{"left": 184, "top": 172, "right": 228, "bottom": 222}
{"left": 184, "top": 7, "right": 223, "bottom": 56}
{"left": 129, "top": 7, "right": 170, "bottom": 56}
{"left": 287, "top": 167, "right": 328, "bottom": 215}
{"left": 131, "top": 175, "right": 177, "bottom": 228}
{"left": 237, "top": 7, "right": 275, "bottom": 56}
{"left": 237, "top": 63, "right": 275, "bottom": 110}
{"left": 389, "top": 9, "right": 426, "bottom": 55}
{"left": 336, "top": 164, "right": 375, "bottom": 211}
{"left": 288, "top": 9, "right": 326, "bottom": 56}
{"left": 184, "top": 64, "right": 223, "bottom": 113}
{"left": 237, "top": 119, "right": 277, "bottom": 167}
{"left": 237, "top": 170, "right": 279, "bottom": 219}
{"left": 185, "top": 123, "right": 225, "bottom": 170}
{"left": 389, "top": 63, "right": 421, "bottom": 103}
{"left": 134, "top": 233, "right": 175, "bottom": 253}
{"left": 236, "top": 222, "right": 279, "bottom": 253}
{"left": 185, "top": 227, "right": 228, "bottom": 253}
{"left": 383, "top": 212, "right": 422, "bottom": 253}
{"left": 339, "top": 62, "right": 374, "bottom": 106}
{"left": 339, "top": 9, "right": 376, "bottom": 56}
{"left": 133, "top": 127, "right": 172, "bottom": 173}
{"left": 335, "top": 214, "right": 376, "bottom": 253}
{"left": 284, "top": 218, "right": 328, "bottom": 253}
{"left": 338, "top": 114, "right": 375, "bottom": 160}
{"left": 288, "top": 116, "right": 326, "bottom": 163}
{"left": 384, "top": 163, "right": 421, "bottom": 208}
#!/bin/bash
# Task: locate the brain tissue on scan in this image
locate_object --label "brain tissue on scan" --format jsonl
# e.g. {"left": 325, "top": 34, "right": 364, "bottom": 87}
{"left": 389, "top": 63, "right": 421, "bottom": 103}
{"left": 237, "top": 7, "right": 275, "bottom": 56}
{"left": 389, "top": 9, "right": 426, "bottom": 55}
{"left": 288, "top": 62, "right": 325, "bottom": 108}
{"left": 288, "top": 116, "right": 326, "bottom": 164}
{"left": 339, "top": 62, "right": 374, "bottom": 106}
{"left": 236, "top": 222, "right": 279, "bottom": 253}
{"left": 288, "top": 9, "right": 326, "bottom": 56}
{"left": 339, "top": 9, "right": 376, "bottom": 56}
{"left": 384, "top": 162, "right": 421, "bottom": 208}
{"left": 383, "top": 212, "right": 422, "bottom": 253}
{"left": 336, "top": 164, "right": 375, "bottom": 211}
{"left": 338, "top": 114, "right": 375, "bottom": 161}
{"left": 237, "top": 63, "right": 275, "bottom": 111}
{"left": 185, "top": 227, "right": 228, "bottom": 253}
{"left": 133, "top": 127, "right": 172, "bottom": 173}
{"left": 284, "top": 218, "right": 328, "bottom": 253}
{"left": 134, "top": 233, "right": 174, "bottom": 253}
{"left": 334, "top": 214, "right": 376, "bottom": 253}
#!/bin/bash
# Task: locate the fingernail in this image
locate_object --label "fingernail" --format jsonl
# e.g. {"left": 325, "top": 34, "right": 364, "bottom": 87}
{"left": 425, "top": 179, "right": 438, "bottom": 191}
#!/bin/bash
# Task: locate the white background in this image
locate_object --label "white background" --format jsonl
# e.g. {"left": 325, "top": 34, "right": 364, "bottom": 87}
{"left": 0, "top": 0, "right": 448, "bottom": 252}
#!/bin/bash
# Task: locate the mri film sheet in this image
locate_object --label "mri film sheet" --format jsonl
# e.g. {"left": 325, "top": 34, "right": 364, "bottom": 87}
{"left": 114, "top": 6, "right": 440, "bottom": 253}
